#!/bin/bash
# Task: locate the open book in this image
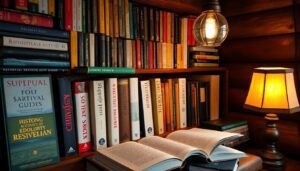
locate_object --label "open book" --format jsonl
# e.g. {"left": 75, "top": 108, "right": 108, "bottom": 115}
{"left": 94, "top": 128, "right": 246, "bottom": 171}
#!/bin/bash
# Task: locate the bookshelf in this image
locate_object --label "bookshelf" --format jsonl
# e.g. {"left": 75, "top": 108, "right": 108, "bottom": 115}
{"left": 0, "top": 0, "right": 231, "bottom": 171}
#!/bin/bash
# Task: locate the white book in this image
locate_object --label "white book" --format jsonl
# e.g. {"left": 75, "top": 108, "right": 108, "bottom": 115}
{"left": 72, "top": 0, "right": 77, "bottom": 31}
{"left": 181, "top": 18, "right": 188, "bottom": 68}
{"left": 106, "top": 78, "right": 120, "bottom": 146}
{"left": 39, "top": 0, "right": 48, "bottom": 14}
{"left": 89, "top": 33, "right": 95, "bottom": 67}
{"left": 1, "top": 36, "right": 68, "bottom": 51}
{"left": 126, "top": 40, "right": 132, "bottom": 68}
{"left": 162, "top": 43, "right": 167, "bottom": 68}
{"left": 77, "top": 0, "right": 82, "bottom": 32}
{"left": 89, "top": 80, "right": 107, "bottom": 149}
{"left": 178, "top": 78, "right": 187, "bottom": 128}
{"left": 129, "top": 78, "right": 140, "bottom": 140}
{"left": 140, "top": 80, "right": 154, "bottom": 137}
{"left": 150, "top": 78, "right": 164, "bottom": 135}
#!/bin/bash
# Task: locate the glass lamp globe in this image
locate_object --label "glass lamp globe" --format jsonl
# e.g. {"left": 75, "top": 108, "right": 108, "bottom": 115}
{"left": 193, "top": 10, "right": 229, "bottom": 47}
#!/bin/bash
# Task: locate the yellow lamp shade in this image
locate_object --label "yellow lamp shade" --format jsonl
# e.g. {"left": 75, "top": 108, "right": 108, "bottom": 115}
{"left": 244, "top": 67, "right": 300, "bottom": 114}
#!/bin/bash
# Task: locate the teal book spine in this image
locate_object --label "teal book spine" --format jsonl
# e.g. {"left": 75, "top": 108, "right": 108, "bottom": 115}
{"left": 0, "top": 75, "right": 60, "bottom": 170}
{"left": 129, "top": 2, "right": 134, "bottom": 39}
{"left": 74, "top": 67, "right": 135, "bottom": 74}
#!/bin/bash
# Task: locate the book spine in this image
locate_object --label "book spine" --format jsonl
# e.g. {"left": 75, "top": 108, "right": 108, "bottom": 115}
{"left": 133, "top": 4, "right": 140, "bottom": 39}
{"left": 112, "top": 38, "right": 117, "bottom": 67}
{"left": 149, "top": 8, "right": 154, "bottom": 41}
{"left": 106, "top": 36, "right": 111, "bottom": 67}
{"left": 98, "top": 0, "right": 105, "bottom": 34}
{"left": 118, "top": 0, "right": 125, "bottom": 37}
{"left": 55, "top": 0, "right": 64, "bottom": 30}
{"left": 92, "top": 0, "right": 98, "bottom": 33}
{"left": 118, "top": 78, "right": 131, "bottom": 143}
{"left": 39, "top": 0, "right": 48, "bottom": 14}
{"left": 105, "top": 0, "right": 110, "bottom": 36}
{"left": 113, "top": 0, "right": 119, "bottom": 37}
{"left": 71, "top": 31, "right": 78, "bottom": 69}
{"left": 57, "top": 77, "right": 78, "bottom": 156}
{"left": 77, "top": 0, "right": 82, "bottom": 32}
{"left": 129, "top": 78, "right": 140, "bottom": 140}
{"left": 89, "top": 33, "right": 95, "bottom": 67}
{"left": 0, "top": 67, "right": 69, "bottom": 72}
{"left": 1, "top": 36, "right": 68, "bottom": 51}
{"left": 82, "top": 0, "right": 86, "bottom": 32}
{"left": 126, "top": 39, "right": 132, "bottom": 68}
{"left": 125, "top": 0, "right": 130, "bottom": 38}
{"left": 28, "top": 0, "right": 38, "bottom": 12}
{"left": 140, "top": 80, "right": 154, "bottom": 137}
{"left": 72, "top": 0, "right": 77, "bottom": 31}
{"left": 0, "top": 8, "right": 53, "bottom": 28}
{"left": 84, "top": 33, "right": 89, "bottom": 66}
{"left": 89, "top": 80, "right": 107, "bottom": 149}
{"left": 106, "top": 78, "right": 119, "bottom": 146}
{"left": 0, "top": 47, "right": 69, "bottom": 60}
{"left": 129, "top": 2, "right": 134, "bottom": 39}
{"left": 99, "top": 33, "right": 106, "bottom": 67}
{"left": 143, "top": 6, "right": 148, "bottom": 41}
{"left": 0, "top": 58, "right": 70, "bottom": 67}
{"left": 15, "top": 0, "right": 28, "bottom": 10}
{"left": 179, "top": 78, "right": 187, "bottom": 128}
{"left": 48, "top": 0, "right": 55, "bottom": 16}
{"left": 151, "top": 78, "right": 164, "bottom": 135}
{"left": 73, "top": 81, "right": 92, "bottom": 153}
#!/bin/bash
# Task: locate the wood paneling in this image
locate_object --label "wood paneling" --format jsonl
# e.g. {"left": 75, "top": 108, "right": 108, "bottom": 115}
{"left": 228, "top": 88, "right": 248, "bottom": 112}
{"left": 220, "top": 34, "right": 296, "bottom": 63}
{"left": 227, "top": 7, "right": 294, "bottom": 39}
{"left": 227, "top": 112, "right": 300, "bottom": 158}
{"left": 221, "top": 0, "right": 292, "bottom": 17}
{"left": 133, "top": 0, "right": 202, "bottom": 14}
{"left": 296, "top": 5, "right": 300, "bottom": 32}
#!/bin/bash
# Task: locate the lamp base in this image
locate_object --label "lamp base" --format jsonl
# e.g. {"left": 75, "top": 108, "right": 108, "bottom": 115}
{"left": 261, "top": 113, "right": 284, "bottom": 170}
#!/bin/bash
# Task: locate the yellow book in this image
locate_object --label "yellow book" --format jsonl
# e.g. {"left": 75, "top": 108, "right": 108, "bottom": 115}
{"left": 166, "top": 43, "right": 173, "bottom": 68}
{"left": 164, "top": 81, "right": 171, "bottom": 132}
{"left": 150, "top": 78, "right": 164, "bottom": 135}
{"left": 176, "top": 44, "right": 182, "bottom": 68}
{"left": 113, "top": 0, "right": 119, "bottom": 37}
{"left": 105, "top": 0, "right": 110, "bottom": 36}
{"left": 48, "top": 0, "right": 55, "bottom": 16}
{"left": 71, "top": 31, "right": 78, "bottom": 69}
{"left": 98, "top": 0, "right": 105, "bottom": 34}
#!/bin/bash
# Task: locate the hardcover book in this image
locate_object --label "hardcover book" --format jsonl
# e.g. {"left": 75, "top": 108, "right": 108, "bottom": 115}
{"left": 94, "top": 128, "right": 245, "bottom": 171}
{"left": 0, "top": 75, "right": 59, "bottom": 170}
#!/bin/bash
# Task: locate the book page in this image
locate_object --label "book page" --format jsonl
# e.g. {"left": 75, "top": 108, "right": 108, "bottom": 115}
{"left": 139, "top": 136, "right": 204, "bottom": 161}
{"left": 97, "top": 142, "right": 179, "bottom": 170}
{"left": 166, "top": 128, "right": 241, "bottom": 156}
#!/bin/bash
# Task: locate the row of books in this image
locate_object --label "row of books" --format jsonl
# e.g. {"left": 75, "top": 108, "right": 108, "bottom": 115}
{"left": 0, "top": 21, "right": 70, "bottom": 72}
{"left": 0, "top": 0, "right": 55, "bottom": 15}
{"left": 55, "top": 76, "right": 220, "bottom": 157}
{"left": 189, "top": 46, "right": 220, "bottom": 68}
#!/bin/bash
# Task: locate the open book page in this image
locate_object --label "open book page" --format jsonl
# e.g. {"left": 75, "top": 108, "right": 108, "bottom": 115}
{"left": 139, "top": 136, "right": 206, "bottom": 161}
{"left": 166, "top": 128, "right": 241, "bottom": 157}
{"left": 97, "top": 142, "right": 180, "bottom": 171}
{"left": 210, "top": 145, "right": 246, "bottom": 161}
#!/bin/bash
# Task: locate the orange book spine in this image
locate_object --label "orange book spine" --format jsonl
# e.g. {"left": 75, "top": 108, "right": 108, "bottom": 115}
{"left": 98, "top": 0, "right": 105, "bottom": 34}
{"left": 161, "top": 82, "right": 167, "bottom": 133}
{"left": 164, "top": 81, "right": 171, "bottom": 132}
{"left": 71, "top": 31, "right": 78, "bottom": 69}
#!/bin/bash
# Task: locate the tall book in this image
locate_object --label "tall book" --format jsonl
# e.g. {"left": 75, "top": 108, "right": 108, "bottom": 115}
{"left": 129, "top": 78, "right": 140, "bottom": 140}
{"left": 55, "top": 77, "right": 77, "bottom": 157}
{"left": 150, "top": 78, "right": 164, "bottom": 135}
{"left": 118, "top": 78, "right": 131, "bottom": 143}
{"left": 0, "top": 75, "right": 59, "bottom": 170}
{"left": 89, "top": 80, "right": 107, "bottom": 149}
{"left": 73, "top": 81, "right": 91, "bottom": 153}
{"left": 139, "top": 80, "right": 154, "bottom": 137}
{"left": 178, "top": 78, "right": 187, "bottom": 128}
{"left": 105, "top": 78, "right": 119, "bottom": 146}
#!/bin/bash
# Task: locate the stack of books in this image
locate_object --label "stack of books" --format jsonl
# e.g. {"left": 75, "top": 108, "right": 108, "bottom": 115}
{"left": 201, "top": 118, "right": 249, "bottom": 147}
{"left": 86, "top": 128, "right": 246, "bottom": 171}
{"left": 0, "top": 22, "right": 70, "bottom": 72}
{"left": 189, "top": 46, "right": 220, "bottom": 67}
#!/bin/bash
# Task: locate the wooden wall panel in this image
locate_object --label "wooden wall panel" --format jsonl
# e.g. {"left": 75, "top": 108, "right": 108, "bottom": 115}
{"left": 228, "top": 88, "right": 248, "bottom": 112}
{"left": 296, "top": 5, "right": 300, "bottom": 32}
{"left": 221, "top": 0, "right": 292, "bottom": 17}
{"left": 220, "top": 34, "right": 296, "bottom": 63}
{"left": 227, "top": 112, "right": 300, "bottom": 158}
{"left": 227, "top": 7, "right": 294, "bottom": 39}
{"left": 133, "top": 0, "right": 202, "bottom": 14}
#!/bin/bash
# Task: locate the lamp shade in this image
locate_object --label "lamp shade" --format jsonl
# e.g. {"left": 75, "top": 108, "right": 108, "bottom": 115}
{"left": 244, "top": 67, "right": 300, "bottom": 114}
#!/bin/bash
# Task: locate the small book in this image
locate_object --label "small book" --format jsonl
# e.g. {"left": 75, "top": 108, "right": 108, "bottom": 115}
{"left": 94, "top": 128, "right": 246, "bottom": 171}
{"left": 202, "top": 119, "right": 248, "bottom": 131}
{"left": 188, "top": 159, "right": 239, "bottom": 171}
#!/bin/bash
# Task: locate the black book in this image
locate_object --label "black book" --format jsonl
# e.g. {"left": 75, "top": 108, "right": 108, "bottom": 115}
{"left": 188, "top": 159, "right": 239, "bottom": 171}
{"left": 155, "top": 9, "right": 160, "bottom": 42}
{"left": 84, "top": 33, "right": 90, "bottom": 66}
{"left": 143, "top": 40, "right": 149, "bottom": 69}
{"left": 149, "top": 8, "right": 155, "bottom": 41}
{"left": 117, "top": 38, "right": 124, "bottom": 67}
{"left": 0, "top": 31, "right": 69, "bottom": 43}
{"left": 92, "top": 0, "right": 98, "bottom": 33}
{"left": 54, "top": 77, "right": 78, "bottom": 157}
{"left": 106, "top": 36, "right": 112, "bottom": 67}
{"left": 98, "top": 33, "right": 106, "bottom": 67}
{"left": 78, "top": 32, "right": 85, "bottom": 67}
{"left": 143, "top": 6, "right": 148, "bottom": 41}
{"left": 140, "top": 6, "right": 145, "bottom": 40}
{"left": 94, "top": 32, "right": 99, "bottom": 66}
{"left": 186, "top": 81, "right": 192, "bottom": 127}
{"left": 86, "top": 0, "right": 92, "bottom": 33}
{"left": 55, "top": 0, "right": 65, "bottom": 30}
{"left": 199, "top": 82, "right": 210, "bottom": 122}
{"left": 134, "top": 4, "right": 140, "bottom": 39}
{"left": 28, "top": 0, "right": 38, "bottom": 12}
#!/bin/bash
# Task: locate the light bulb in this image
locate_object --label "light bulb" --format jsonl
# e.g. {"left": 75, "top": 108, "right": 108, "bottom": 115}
{"left": 204, "top": 15, "right": 218, "bottom": 40}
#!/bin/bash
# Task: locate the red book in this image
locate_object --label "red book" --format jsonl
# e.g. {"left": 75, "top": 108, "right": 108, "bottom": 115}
{"left": 0, "top": 9, "right": 53, "bottom": 28}
{"left": 73, "top": 81, "right": 92, "bottom": 153}
{"left": 15, "top": 0, "right": 28, "bottom": 10}
{"left": 136, "top": 39, "right": 142, "bottom": 69}
{"left": 148, "top": 41, "right": 154, "bottom": 69}
{"left": 187, "top": 17, "right": 196, "bottom": 46}
{"left": 64, "top": 0, "right": 72, "bottom": 30}
{"left": 163, "top": 11, "right": 167, "bottom": 43}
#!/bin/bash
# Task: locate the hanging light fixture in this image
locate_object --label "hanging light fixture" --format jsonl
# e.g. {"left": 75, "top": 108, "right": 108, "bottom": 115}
{"left": 193, "top": 0, "right": 229, "bottom": 47}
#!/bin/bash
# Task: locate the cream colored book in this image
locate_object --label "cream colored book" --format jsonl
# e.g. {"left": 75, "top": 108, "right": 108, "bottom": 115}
{"left": 129, "top": 78, "right": 140, "bottom": 140}
{"left": 94, "top": 128, "right": 246, "bottom": 171}
{"left": 150, "top": 78, "right": 164, "bottom": 135}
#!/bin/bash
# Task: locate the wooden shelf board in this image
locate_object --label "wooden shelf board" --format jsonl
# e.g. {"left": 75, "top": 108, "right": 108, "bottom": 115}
{"left": 135, "top": 67, "right": 226, "bottom": 75}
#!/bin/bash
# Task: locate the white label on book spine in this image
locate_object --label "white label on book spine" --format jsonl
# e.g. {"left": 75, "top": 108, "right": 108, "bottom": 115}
{"left": 141, "top": 80, "right": 154, "bottom": 137}
{"left": 75, "top": 92, "right": 91, "bottom": 145}
{"left": 179, "top": 78, "right": 187, "bottom": 128}
{"left": 106, "top": 78, "right": 119, "bottom": 146}
{"left": 90, "top": 80, "right": 107, "bottom": 149}
{"left": 129, "top": 78, "right": 140, "bottom": 140}
{"left": 2, "top": 36, "right": 68, "bottom": 51}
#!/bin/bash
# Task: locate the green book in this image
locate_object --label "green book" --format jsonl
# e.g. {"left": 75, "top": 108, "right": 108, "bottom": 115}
{"left": 0, "top": 75, "right": 59, "bottom": 170}
{"left": 74, "top": 67, "right": 135, "bottom": 74}
{"left": 201, "top": 119, "right": 248, "bottom": 131}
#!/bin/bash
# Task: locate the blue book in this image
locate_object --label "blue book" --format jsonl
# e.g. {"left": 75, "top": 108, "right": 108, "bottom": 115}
{"left": 0, "top": 75, "right": 60, "bottom": 170}
{"left": 1, "top": 58, "right": 70, "bottom": 68}
{"left": 0, "top": 21, "right": 69, "bottom": 39}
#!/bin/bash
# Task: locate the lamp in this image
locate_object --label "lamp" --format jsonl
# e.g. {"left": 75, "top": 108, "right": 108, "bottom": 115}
{"left": 244, "top": 67, "right": 300, "bottom": 169}
{"left": 193, "top": 0, "right": 229, "bottom": 47}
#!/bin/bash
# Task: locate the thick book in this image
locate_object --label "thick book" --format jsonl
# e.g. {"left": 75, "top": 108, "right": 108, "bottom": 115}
{"left": 129, "top": 78, "right": 140, "bottom": 141}
{"left": 201, "top": 119, "right": 248, "bottom": 131}
{"left": 94, "top": 128, "right": 245, "bottom": 171}
{"left": 188, "top": 159, "right": 239, "bottom": 171}
{"left": 0, "top": 58, "right": 70, "bottom": 68}
{"left": 0, "top": 75, "right": 60, "bottom": 170}
{"left": 73, "top": 67, "right": 135, "bottom": 74}
{"left": 55, "top": 77, "right": 77, "bottom": 157}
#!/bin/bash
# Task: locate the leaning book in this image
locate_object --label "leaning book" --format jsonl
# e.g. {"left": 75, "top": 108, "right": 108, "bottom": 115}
{"left": 0, "top": 75, "right": 59, "bottom": 170}
{"left": 93, "top": 128, "right": 246, "bottom": 171}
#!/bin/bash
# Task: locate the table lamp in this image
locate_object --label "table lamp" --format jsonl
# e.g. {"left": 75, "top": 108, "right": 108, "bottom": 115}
{"left": 244, "top": 67, "right": 300, "bottom": 169}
